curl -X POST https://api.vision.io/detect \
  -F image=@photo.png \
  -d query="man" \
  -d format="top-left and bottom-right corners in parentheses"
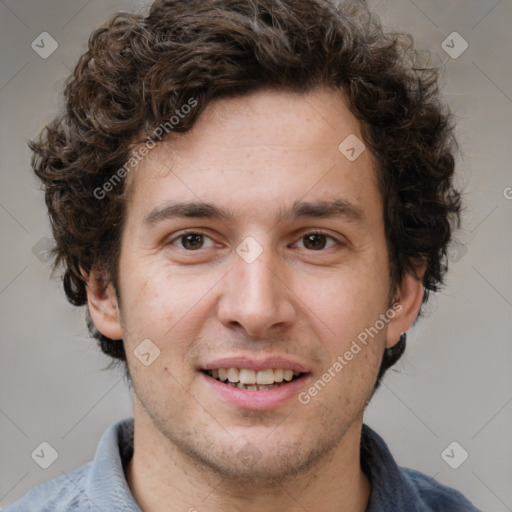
top-left (6, 0), bottom-right (481, 510)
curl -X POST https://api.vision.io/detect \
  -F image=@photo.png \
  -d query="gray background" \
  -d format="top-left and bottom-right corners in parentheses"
top-left (1, 0), bottom-right (511, 510)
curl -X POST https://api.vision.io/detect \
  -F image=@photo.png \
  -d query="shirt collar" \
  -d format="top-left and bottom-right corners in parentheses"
top-left (361, 423), bottom-right (421, 511)
top-left (86, 417), bottom-right (141, 511)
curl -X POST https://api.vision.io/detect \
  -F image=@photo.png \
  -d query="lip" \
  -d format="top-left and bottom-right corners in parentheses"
top-left (200, 356), bottom-right (310, 373)
top-left (200, 370), bottom-right (311, 411)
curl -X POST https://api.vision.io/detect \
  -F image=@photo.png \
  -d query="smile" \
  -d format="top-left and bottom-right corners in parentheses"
top-left (203, 367), bottom-right (303, 390)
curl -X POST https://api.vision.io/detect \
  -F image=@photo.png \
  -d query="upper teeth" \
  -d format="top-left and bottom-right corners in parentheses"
top-left (212, 368), bottom-right (299, 384)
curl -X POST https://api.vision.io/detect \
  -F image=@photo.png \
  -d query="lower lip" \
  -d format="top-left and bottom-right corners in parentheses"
top-left (200, 372), bottom-right (310, 411)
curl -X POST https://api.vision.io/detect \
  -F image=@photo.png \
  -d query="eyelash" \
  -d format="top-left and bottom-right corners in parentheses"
top-left (167, 229), bottom-right (343, 252)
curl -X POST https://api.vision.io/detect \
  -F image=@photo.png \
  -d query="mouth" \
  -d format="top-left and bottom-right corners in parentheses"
top-left (201, 367), bottom-right (306, 391)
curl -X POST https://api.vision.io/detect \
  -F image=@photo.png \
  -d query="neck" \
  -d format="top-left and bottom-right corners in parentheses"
top-left (125, 402), bottom-right (371, 512)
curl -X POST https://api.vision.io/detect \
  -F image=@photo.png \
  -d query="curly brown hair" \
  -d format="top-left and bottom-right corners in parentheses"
top-left (30, 0), bottom-right (461, 386)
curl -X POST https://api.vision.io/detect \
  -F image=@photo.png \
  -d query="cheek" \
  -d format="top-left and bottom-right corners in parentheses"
top-left (309, 265), bottom-right (388, 336)
top-left (119, 261), bottom-right (217, 355)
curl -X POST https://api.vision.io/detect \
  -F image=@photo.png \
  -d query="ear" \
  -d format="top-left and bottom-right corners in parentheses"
top-left (385, 265), bottom-right (426, 348)
top-left (81, 267), bottom-right (123, 340)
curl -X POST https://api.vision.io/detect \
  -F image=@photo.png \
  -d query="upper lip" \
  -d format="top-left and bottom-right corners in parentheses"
top-left (200, 356), bottom-right (310, 373)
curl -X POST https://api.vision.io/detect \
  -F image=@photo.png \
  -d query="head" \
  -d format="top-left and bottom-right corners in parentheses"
top-left (31, 0), bottom-right (460, 481)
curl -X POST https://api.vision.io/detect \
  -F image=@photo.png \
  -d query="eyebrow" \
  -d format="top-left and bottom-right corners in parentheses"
top-left (143, 198), bottom-right (364, 227)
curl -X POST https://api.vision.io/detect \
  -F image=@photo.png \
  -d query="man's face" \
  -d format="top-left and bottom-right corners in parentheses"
top-left (105, 88), bottom-right (399, 479)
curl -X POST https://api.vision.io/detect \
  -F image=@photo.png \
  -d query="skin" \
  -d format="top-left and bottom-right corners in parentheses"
top-left (86, 87), bottom-right (425, 512)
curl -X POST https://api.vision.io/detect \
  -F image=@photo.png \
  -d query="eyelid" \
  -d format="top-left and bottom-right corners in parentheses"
top-left (166, 228), bottom-right (345, 251)
top-left (167, 229), bottom-right (217, 249)
top-left (291, 229), bottom-right (343, 249)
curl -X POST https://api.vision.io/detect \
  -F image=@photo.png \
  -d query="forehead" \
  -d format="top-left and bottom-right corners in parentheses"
top-left (123, 87), bottom-right (381, 225)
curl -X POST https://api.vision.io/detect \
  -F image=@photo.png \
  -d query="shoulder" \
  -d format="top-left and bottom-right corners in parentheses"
top-left (3, 463), bottom-right (93, 512)
top-left (3, 418), bottom-right (137, 512)
top-left (400, 467), bottom-right (483, 511)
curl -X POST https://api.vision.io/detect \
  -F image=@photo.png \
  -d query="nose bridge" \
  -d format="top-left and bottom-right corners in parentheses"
top-left (218, 238), bottom-right (295, 335)
top-left (237, 250), bottom-right (277, 304)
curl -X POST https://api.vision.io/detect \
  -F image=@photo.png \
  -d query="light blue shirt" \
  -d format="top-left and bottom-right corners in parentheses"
top-left (4, 418), bottom-right (482, 511)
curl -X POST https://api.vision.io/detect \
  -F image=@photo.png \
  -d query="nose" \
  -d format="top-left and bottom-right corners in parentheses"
top-left (217, 244), bottom-right (296, 338)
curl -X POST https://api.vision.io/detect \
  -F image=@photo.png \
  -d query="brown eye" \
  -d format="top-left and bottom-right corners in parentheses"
top-left (181, 233), bottom-right (204, 250)
top-left (170, 232), bottom-right (215, 251)
top-left (303, 233), bottom-right (327, 250)
top-left (297, 232), bottom-right (338, 251)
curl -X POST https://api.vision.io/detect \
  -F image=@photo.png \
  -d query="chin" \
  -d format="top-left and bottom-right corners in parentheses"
top-left (174, 422), bottom-right (344, 484)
